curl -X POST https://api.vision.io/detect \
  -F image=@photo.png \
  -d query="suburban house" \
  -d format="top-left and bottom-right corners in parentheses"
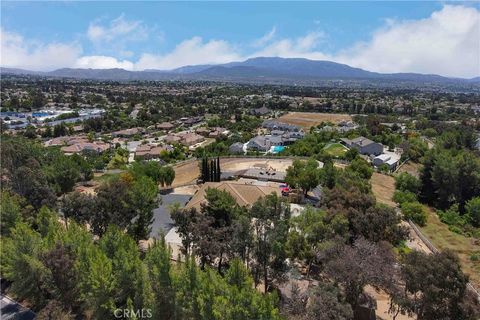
top-left (180, 116), bottom-right (203, 126)
top-left (262, 120), bottom-right (301, 132)
top-left (185, 181), bottom-right (281, 210)
top-left (337, 120), bottom-right (359, 133)
top-left (61, 141), bottom-right (110, 155)
top-left (157, 122), bottom-right (175, 131)
top-left (179, 132), bottom-right (205, 146)
top-left (196, 127), bottom-right (229, 138)
top-left (229, 142), bottom-right (245, 154)
top-left (111, 127), bottom-right (143, 138)
top-left (164, 134), bottom-right (182, 144)
top-left (252, 106), bottom-right (272, 117)
top-left (135, 144), bottom-right (173, 160)
top-left (372, 153), bottom-right (401, 170)
top-left (340, 136), bottom-right (383, 155)
top-left (247, 131), bottom-right (304, 152)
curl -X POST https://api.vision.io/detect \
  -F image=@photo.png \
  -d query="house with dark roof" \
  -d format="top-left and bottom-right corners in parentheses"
top-left (252, 106), bottom-right (272, 116)
top-left (229, 142), bottom-right (245, 154)
top-left (262, 120), bottom-right (301, 132)
top-left (340, 136), bottom-right (383, 155)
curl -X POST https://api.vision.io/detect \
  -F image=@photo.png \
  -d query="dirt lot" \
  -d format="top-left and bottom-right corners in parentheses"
top-left (278, 112), bottom-right (352, 129)
top-left (172, 157), bottom-right (294, 187)
top-left (371, 172), bottom-right (396, 207)
top-left (172, 159), bottom-right (201, 187)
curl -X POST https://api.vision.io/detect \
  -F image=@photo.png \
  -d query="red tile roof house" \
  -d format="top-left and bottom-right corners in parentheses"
top-left (179, 132), bottom-right (205, 146)
top-left (134, 144), bottom-right (173, 160)
top-left (164, 134), bottom-right (182, 144)
top-left (157, 122), bottom-right (175, 131)
top-left (111, 127), bottom-right (144, 138)
top-left (61, 142), bottom-right (110, 155)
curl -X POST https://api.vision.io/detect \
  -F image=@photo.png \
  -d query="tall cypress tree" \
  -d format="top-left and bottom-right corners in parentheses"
top-left (216, 157), bottom-right (221, 182)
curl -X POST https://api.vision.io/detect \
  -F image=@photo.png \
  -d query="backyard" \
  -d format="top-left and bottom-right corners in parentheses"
top-left (323, 142), bottom-right (348, 157)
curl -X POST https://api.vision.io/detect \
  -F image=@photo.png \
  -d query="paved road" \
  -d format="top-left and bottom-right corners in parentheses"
top-left (0, 295), bottom-right (35, 320)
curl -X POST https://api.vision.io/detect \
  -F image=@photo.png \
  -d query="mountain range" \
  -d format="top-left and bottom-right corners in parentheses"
top-left (2, 57), bottom-right (479, 84)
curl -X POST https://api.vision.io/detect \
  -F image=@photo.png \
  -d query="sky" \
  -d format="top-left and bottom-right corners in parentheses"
top-left (1, 1), bottom-right (479, 78)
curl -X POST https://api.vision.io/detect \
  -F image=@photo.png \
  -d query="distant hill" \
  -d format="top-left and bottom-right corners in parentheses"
top-left (2, 57), bottom-right (478, 84)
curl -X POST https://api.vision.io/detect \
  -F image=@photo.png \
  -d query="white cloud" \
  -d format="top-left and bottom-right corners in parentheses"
top-left (1, 5), bottom-right (478, 77)
top-left (253, 26), bottom-right (276, 47)
top-left (0, 28), bottom-right (81, 71)
top-left (251, 31), bottom-right (329, 60)
top-left (134, 36), bottom-right (242, 70)
top-left (335, 5), bottom-right (480, 78)
top-left (87, 14), bottom-right (148, 43)
top-left (74, 56), bottom-right (134, 70)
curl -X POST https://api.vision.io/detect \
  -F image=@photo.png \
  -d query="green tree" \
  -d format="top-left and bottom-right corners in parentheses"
top-left (466, 197), bottom-right (480, 228)
top-left (1, 223), bottom-right (48, 307)
top-left (400, 250), bottom-right (475, 320)
top-left (128, 175), bottom-right (160, 241)
top-left (0, 191), bottom-right (23, 236)
top-left (286, 159), bottom-right (321, 195)
top-left (145, 238), bottom-right (175, 319)
top-left (401, 201), bottom-right (427, 226)
top-left (395, 172), bottom-right (420, 194)
top-left (347, 157), bottom-right (373, 180)
top-left (250, 193), bottom-right (290, 293)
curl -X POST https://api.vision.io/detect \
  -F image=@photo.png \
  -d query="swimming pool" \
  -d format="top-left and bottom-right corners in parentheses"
top-left (272, 146), bottom-right (286, 153)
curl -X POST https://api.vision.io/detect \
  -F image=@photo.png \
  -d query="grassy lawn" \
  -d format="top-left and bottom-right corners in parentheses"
top-left (420, 206), bottom-right (480, 288)
top-left (323, 143), bottom-right (348, 157)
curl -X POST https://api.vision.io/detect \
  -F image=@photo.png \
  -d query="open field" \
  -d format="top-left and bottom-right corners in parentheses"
top-left (323, 143), bottom-right (348, 157)
top-left (371, 172), bottom-right (396, 207)
top-left (172, 157), bottom-right (294, 187)
top-left (420, 207), bottom-right (480, 289)
top-left (278, 112), bottom-right (352, 129)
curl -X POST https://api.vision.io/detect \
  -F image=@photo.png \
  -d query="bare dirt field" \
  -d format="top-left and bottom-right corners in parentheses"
top-left (365, 286), bottom-right (415, 320)
top-left (278, 112), bottom-right (352, 129)
top-left (172, 159), bottom-right (200, 187)
top-left (371, 172), bottom-right (396, 207)
top-left (172, 157), bottom-right (294, 187)
top-left (222, 158), bottom-right (293, 172)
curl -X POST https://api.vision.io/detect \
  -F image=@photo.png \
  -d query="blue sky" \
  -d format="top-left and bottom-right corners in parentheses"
top-left (1, 1), bottom-right (479, 77)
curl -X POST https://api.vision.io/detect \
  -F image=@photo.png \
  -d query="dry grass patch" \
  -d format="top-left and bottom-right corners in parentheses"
top-left (397, 161), bottom-right (422, 178)
top-left (420, 207), bottom-right (480, 289)
top-left (172, 159), bottom-right (200, 187)
top-left (371, 172), bottom-right (396, 207)
top-left (278, 112), bottom-right (352, 129)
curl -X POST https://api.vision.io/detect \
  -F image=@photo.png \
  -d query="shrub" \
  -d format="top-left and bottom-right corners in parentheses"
top-left (393, 190), bottom-right (417, 205)
top-left (438, 204), bottom-right (466, 227)
top-left (395, 172), bottom-right (420, 194)
top-left (466, 197), bottom-right (480, 228)
top-left (401, 202), bottom-right (427, 226)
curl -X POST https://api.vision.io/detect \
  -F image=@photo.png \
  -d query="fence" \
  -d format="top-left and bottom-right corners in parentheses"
top-left (408, 220), bottom-right (480, 300)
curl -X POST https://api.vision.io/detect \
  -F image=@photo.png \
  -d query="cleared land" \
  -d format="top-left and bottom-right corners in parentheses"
top-left (323, 143), bottom-right (348, 157)
top-left (371, 172), bottom-right (396, 207)
top-left (278, 112), bottom-right (352, 129)
top-left (420, 207), bottom-right (480, 289)
top-left (172, 157), bottom-right (294, 187)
